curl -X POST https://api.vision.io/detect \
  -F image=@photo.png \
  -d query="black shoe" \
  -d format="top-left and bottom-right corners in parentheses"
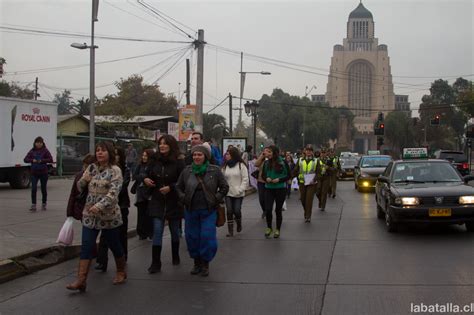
top-left (94, 263), bottom-right (107, 272)
top-left (190, 258), bottom-right (201, 275)
top-left (320, 208), bottom-right (325, 212)
top-left (332, 194), bottom-right (336, 199)
top-left (200, 261), bottom-right (209, 277)
top-left (148, 246), bottom-right (162, 274)
top-left (171, 242), bottom-right (180, 265)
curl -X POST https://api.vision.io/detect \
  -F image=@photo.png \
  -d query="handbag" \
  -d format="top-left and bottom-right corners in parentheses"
top-left (250, 169), bottom-right (259, 179)
top-left (196, 176), bottom-right (226, 227)
top-left (57, 217), bottom-right (74, 245)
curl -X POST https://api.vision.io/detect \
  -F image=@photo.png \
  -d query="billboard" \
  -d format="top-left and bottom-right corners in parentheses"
top-left (178, 104), bottom-right (196, 141)
top-left (168, 122), bottom-right (179, 140)
top-left (222, 137), bottom-right (247, 156)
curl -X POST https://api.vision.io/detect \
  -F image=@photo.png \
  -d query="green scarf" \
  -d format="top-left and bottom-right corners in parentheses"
top-left (192, 160), bottom-right (209, 177)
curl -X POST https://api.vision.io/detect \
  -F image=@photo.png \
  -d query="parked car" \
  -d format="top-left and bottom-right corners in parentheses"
top-left (375, 157), bottom-right (474, 233)
top-left (58, 145), bottom-right (83, 175)
top-left (433, 150), bottom-right (470, 176)
top-left (354, 155), bottom-right (392, 192)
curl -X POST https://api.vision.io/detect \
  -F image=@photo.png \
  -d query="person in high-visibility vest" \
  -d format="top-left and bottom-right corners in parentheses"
top-left (291, 146), bottom-right (317, 222)
top-left (328, 149), bottom-right (342, 199)
top-left (315, 148), bottom-right (331, 211)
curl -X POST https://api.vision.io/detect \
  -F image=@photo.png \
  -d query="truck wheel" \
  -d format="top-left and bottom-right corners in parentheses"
top-left (10, 168), bottom-right (31, 189)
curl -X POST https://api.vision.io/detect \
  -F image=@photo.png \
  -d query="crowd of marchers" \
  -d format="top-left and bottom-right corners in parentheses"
top-left (21, 133), bottom-right (341, 293)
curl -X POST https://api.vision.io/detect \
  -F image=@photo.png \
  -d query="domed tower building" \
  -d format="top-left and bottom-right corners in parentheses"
top-left (324, 1), bottom-right (395, 153)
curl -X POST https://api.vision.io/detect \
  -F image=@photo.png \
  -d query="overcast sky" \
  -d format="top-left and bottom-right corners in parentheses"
top-left (1, 0), bottom-right (472, 123)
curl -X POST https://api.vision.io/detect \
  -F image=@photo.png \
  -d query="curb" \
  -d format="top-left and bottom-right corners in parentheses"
top-left (0, 229), bottom-right (137, 285)
top-left (0, 191), bottom-right (255, 284)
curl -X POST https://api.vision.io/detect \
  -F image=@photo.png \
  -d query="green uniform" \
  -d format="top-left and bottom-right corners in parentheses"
top-left (292, 157), bottom-right (317, 220)
top-left (328, 156), bottom-right (341, 198)
top-left (315, 157), bottom-right (331, 210)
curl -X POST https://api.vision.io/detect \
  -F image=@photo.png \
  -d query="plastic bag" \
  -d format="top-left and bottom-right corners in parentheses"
top-left (57, 217), bottom-right (74, 245)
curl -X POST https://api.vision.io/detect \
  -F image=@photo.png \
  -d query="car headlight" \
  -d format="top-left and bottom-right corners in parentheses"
top-left (459, 196), bottom-right (474, 204)
top-left (395, 197), bottom-right (420, 206)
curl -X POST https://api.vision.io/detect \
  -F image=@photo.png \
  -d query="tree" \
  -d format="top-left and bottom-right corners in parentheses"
top-left (203, 113), bottom-right (229, 146)
top-left (0, 80), bottom-right (35, 99)
top-left (71, 97), bottom-right (90, 115)
top-left (257, 88), bottom-right (345, 152)
top-left (457, 81), bottom-right (474, 117)
top-left (53, 89), bottom-right (73, 115)
top-left (384, 112), bottom-right (415, 157)
top-left (97, 75), bottom-right (178, 117)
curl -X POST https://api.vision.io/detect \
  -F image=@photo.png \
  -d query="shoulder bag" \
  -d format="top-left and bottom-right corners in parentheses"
top-left (196, 176), bottom-right (226, 227)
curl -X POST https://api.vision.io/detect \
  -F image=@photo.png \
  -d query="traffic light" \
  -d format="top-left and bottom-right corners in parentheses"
top-left (374, 123), bottom-right (385, 136)
top-left (377, 137), bottom-right (384, 146)
top-left (430, 114), bottom-right (440, 126)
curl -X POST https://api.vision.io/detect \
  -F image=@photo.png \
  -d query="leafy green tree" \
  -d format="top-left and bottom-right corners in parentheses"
top-left (71, 97), bottom-right (90, 115)
top-left (203, 113), bottom-right (229, 145)
top-left (384, 112), bottom-right (415, 157)
top-left (0, 80), bottom-right (35, 99)
top-left (53, 89), bottom-right (73, 115)
top-left (97, 75), bottom-right (178, 117)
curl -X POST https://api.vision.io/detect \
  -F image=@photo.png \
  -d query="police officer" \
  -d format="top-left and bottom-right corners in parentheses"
top-left (292, 146), bottom-right (317, 222)
top-left (315, 148), bottom-right (331, 211)
top-left (328, 149), bottom-right (341, 199)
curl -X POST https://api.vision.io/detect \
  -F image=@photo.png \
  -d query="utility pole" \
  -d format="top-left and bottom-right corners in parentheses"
top-left (195, 29), bottom-right (205, 132)
top-left (186, 59), bottom-right (191, 105)
top-left (34, 77), bottom-right (39, 100)
top-left (229, 93), bottom-right (233, 136)
top-left (239, 52), bottom-right (243, 123)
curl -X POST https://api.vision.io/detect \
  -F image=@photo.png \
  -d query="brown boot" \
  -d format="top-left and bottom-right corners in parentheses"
top-left (66, 259), bottom-right (91, 292)
top-left (112, 256), bottom-right (127, 285)
top-left (226, 221), bottom-right (234, 237)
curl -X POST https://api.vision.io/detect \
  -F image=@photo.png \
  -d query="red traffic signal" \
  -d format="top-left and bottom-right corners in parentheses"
top-left (379, 123), bottom-right (385, 129)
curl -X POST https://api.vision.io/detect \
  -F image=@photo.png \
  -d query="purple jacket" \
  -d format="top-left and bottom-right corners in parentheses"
top-left (24, 147), bottom-right (53, 175)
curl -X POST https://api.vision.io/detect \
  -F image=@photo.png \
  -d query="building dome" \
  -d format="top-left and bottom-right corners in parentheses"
top-left (349, 3), bottom-right (373, 19)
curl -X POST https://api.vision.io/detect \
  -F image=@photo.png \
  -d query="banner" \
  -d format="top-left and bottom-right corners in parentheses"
top-left (179, 104), bottom-right (196, 141)
top-left (168, 122), bottom-right (179, 140)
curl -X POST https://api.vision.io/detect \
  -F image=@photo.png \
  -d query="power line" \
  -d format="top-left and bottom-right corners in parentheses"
top-left (0, 25), bottom-right (193, 44)
top-left (4, 46), bottom-right (191, 76)
top-left (150, 47), bottom-right (192, 84)
top-left (206, 95), bottom-right (230, 114)
top-left (136, 0), bottom-right (196, 40)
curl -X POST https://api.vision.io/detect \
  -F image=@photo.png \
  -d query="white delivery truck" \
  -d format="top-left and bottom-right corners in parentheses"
top-left (0, 96), bottom-right (57, 188)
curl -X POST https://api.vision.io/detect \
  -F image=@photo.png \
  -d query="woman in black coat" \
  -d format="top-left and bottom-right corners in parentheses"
top-left (144, 135), bottom-right (185, 273)
top-left (133, 149), bottom-right (155, 240)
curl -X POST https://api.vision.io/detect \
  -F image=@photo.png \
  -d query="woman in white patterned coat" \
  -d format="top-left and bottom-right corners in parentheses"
top-left (66, 141), bottom-right (126, 292)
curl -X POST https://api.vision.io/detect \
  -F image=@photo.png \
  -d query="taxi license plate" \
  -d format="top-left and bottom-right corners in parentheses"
top-left (346, 171), bottom-right (353, 175)
top-left (429, 208), bottom-right (452, 217)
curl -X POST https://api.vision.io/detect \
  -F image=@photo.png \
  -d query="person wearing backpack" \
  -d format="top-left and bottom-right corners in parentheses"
top-left (222, 147), bottom-right (249, 237)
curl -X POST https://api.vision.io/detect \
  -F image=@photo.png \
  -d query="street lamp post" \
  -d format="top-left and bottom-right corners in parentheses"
top-left (244, 100), bottom-right (259, 155)
top-left (71, 0), bottom-right (99, 154)
top-left (239, 70), bottom-right (271, 122)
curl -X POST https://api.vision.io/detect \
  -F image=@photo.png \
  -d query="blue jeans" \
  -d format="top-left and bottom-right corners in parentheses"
top-left (185, 209), bottom-right (217, 262)
top-left (80, 226), bottom-right (124, 260)
top-left (152, 218), bottom-right (180, 246)
top-left (225, 196), bottom-right (243, 222)
top-left (31, 173), bottom-right (48, 204)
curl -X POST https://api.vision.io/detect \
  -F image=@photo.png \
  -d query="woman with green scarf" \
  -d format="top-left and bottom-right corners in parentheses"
top-left (176, 143), bottom-right (229, 277)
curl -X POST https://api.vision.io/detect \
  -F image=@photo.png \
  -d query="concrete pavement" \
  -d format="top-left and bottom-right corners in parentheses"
top-left (0, 181), bottom-right (473, 314)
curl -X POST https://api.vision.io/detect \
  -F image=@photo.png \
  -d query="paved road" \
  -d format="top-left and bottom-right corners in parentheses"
top-left (0, 181), bottom-right (473, 315)
top-left (0, 179), bottom-right (137, 260)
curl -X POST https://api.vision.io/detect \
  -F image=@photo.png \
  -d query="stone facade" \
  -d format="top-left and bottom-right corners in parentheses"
top-left (325, 2), bottom-right (395, 152)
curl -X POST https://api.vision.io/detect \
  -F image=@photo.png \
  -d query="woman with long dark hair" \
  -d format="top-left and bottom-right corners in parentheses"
top-left (95, 145), bottom-right (130, 272)
top-left (222, 147), bottom-right (249, 237)
top-left (176, 143), bottom-right (229, 277)
top-left (23, 136), bottom-right (53, 211)
top-left (133, 149), bottom-right (155, 240)
top-left (67, 141), bottom-right (126, 292)
top-left (262, 145), bottom-right (290, 239)
top-left (144, 135), bottom-right (185, 273)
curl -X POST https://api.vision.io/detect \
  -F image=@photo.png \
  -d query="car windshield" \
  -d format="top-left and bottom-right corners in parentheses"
top-left (361, 157), bottom-right (391, 168)
top-left (341, 158), bottom-right (358, 166)
top-left (392, 162), bottom-right (462, 183)
top-left (439, 152), bottom-right (467, 163)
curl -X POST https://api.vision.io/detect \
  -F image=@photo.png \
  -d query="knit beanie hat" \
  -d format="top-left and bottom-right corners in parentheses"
top-left (191, 143), bottom-right (211, 160)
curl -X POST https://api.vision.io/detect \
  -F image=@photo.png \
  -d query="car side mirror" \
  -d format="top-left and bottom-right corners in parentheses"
top-left (463, 175), bottom-right (474, 183)
top-left (378, 175), bottom-right (389, 184)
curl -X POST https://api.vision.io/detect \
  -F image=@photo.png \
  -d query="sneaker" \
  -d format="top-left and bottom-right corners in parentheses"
top-left (29, 204), bottom-right (36, 212)
top-left (273, 229), bottom-right (280, 238)
top-left (264, 228), bottom-right (273, 239)
top-left (41, 203), bottom-right (47, 211)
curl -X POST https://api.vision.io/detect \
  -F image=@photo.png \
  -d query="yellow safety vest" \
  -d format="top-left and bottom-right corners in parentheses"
top-left (298, 158), bottom-right (316, 183)
top-left (317, 158), bottom-right (328, 176)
